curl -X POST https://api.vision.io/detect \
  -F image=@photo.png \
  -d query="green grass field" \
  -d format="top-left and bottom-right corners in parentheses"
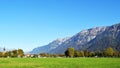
top-left (0, 58), bottom-right (119, 68)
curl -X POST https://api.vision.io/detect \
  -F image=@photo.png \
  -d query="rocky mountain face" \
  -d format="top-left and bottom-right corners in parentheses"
top-left (31, 23), bottom-right (120, 54)
top-left (49, 27), bottom-right (106, 54)
top-left (30, 37), bottom-right (69, 54)
top-left (86, 23), bottom-right (120, 52)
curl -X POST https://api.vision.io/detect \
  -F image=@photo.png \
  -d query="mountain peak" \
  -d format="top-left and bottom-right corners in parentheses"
top-left (56, 37), bottom-right (69, 42)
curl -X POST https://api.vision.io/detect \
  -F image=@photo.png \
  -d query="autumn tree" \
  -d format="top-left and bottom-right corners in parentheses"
top-left (105, 47), bottom-right (114, 57)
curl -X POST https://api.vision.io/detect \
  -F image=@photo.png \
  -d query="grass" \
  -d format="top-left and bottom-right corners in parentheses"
top-left (0, 58), bottom-right (119, 68)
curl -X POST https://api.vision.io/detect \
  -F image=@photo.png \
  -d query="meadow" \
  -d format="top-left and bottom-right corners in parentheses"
top-left (0, 58), bottom-right (119, 68)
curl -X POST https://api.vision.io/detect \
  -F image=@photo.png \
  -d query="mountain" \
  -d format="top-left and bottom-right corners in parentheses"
top-left (30, 37), bottom-right (69, 54)
top-left (31, 23), bottom-right (120, 54)
top-left (85, 23), bottom-right (120, 52)
top-left (49, 27), bottom-right (106, 54)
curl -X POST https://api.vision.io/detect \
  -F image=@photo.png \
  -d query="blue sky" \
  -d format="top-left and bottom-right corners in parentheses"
top-left (0, 0), bottom-right (120, 52)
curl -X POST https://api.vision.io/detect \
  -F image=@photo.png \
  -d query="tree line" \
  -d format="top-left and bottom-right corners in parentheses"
top-left (64, 47), bottom-right (120, 57)
top-left (0, 49), bottom-right (24, 58)
top-left (38, 47), bottom-right (120, 58)
top-left (0, 47), bottom-right (120, 58)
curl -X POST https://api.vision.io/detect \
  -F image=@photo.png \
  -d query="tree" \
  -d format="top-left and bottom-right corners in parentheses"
top-left (105, 47), bottom-right (114, 57)
top-left (113, 51), bottom-right (119, 57)
top-left (96, 51), bottom-right (104, 57)
top-left (79, 51), bottom-right (84, 57)
top-left (118, 52), bottom-right (120, 57)
top-left (17, 49), bottom-right (24, 57)
top-left (7, 51), bottom-right (12, 57)
top-left (88, 52), bottom-right (95, 57)
top-left (0, 52), bottom-right (3, 57)
top-left (11, 50), bottom-right (18, 57)
top-left (74, 50), bottom-right (80, 57)
top-left (40, 53), bottom-right (47, 57)
top-left (65, 50), bottom-right (69, 57)
top-left (3, 52), bottom-right (9, 58)
top-left (65, 47), bottom-right (74, 57)
top-left (84, 50), bottom-right (89, 57)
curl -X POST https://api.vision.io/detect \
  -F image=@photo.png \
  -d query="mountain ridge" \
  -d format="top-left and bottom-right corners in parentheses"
top-left (49, 27), bottom-right (106, 54)
top-left (31, 23), bottom-right (120, 54)
top-left (30, 37), bottom-right (70, 54)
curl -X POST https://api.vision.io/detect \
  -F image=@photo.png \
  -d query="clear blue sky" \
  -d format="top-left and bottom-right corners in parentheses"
top-left (0, 0), bottom-right (120, 52)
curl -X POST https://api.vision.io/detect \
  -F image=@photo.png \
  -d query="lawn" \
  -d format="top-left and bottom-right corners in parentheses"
top-left (0, 58), bottom-right (119, 68)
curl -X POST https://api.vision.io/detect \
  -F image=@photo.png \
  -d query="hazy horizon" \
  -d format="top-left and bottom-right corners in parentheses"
top-left (0, 0), bottom-right (120, 52)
